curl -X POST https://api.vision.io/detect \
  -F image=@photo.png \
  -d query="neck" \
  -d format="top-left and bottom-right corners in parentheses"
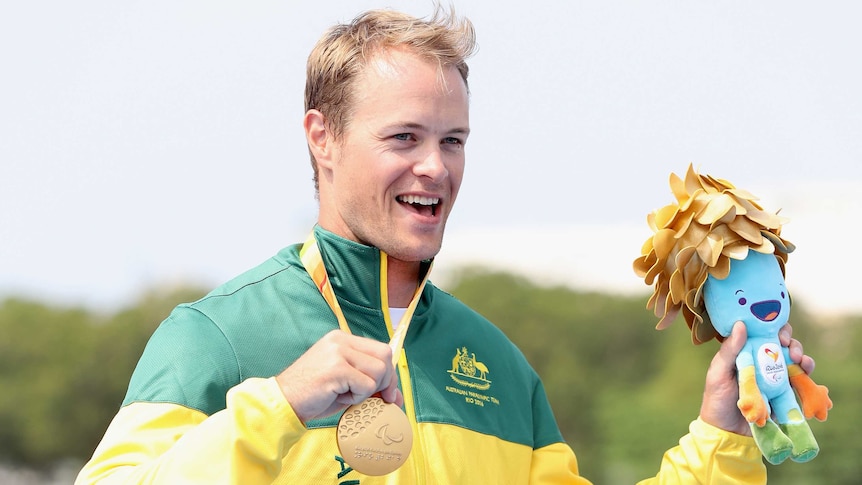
top-left (386, 257), bottom-right (421, 307)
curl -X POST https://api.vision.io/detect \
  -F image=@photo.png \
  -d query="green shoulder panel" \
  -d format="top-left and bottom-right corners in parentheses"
top-left (123, 249), bottom-right (339, 415)
top-left (122, 306), bottom-right (239, 414)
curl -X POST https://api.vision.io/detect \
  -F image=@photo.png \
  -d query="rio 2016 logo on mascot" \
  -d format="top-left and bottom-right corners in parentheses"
top-left (633, 164), bottom-right (832, 465)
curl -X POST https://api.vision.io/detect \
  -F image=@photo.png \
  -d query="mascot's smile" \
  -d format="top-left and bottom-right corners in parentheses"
top-left (751, 300), bottom-right (781, 322)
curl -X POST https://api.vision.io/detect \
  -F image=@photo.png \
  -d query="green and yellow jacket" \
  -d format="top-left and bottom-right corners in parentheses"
top-left (76, 227), bottom-right (766, 484)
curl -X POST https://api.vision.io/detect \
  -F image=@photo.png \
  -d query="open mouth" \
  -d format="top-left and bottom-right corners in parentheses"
top-left (397, 195), bottom-right (440, 217)
top-left (751, 300), bottom-right (781, 322)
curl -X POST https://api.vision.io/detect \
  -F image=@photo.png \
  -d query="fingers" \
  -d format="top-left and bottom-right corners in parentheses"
top-left (700, 321), bottom-right (752, 436)
top-left (342, 333), bottom-right (396, 386)
top-left (779, 324), bottom-right (802, 362)
top-left (379, 372), bottom-right (404, 407)
top-left (779, 323), bottom-right (816, 374)
top-left (778, 323), bottom-right (793, 346)
top-left (336, 339), bottom-right (398, 401)
top-left (800, 355), bottom-right (815, 374)
top-left (703, 321), bottom-right (745, 398)
top-left (716, 321), bottom-right (747, 372)
top-left (276, 330), bottom-right (402, 423)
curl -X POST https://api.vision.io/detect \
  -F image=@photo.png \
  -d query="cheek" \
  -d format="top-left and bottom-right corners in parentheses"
top-left (350, 164), bottom-right (402, 204)
top-left (447, 159), bottom-right (466, 189)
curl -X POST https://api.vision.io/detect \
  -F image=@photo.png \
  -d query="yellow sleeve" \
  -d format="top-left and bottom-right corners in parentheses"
top-left (530, 442), bottom-right (594, 484)
top-left (75, 377), bottom-right (305, 484)
top-left (638, 418), bottom-right (766, 485)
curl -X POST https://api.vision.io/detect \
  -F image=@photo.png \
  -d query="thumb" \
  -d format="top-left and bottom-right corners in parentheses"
top-left (718, 321), bottom-right (747, 370)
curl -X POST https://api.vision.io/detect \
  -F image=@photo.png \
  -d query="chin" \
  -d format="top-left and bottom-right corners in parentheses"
top-left (387, 239), bottom-right (443, 262)
top-left (392, 248), bottom-right (440, 263)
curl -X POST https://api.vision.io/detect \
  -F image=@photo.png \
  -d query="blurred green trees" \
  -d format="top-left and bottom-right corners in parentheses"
top-left (0, 270), bottom-right (857, 483)
top-left (0, 287), bottom-right (207, 469)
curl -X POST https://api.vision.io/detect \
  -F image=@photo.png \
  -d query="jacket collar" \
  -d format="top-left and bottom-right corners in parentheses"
top-left (312, 225), bottom-right (386, 311)
top-left (309, 226), bottom-right (434, 307)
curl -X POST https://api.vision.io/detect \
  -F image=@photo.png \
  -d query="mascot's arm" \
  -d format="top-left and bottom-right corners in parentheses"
top-left (736, 366), bottom-right (768, 427)
top-left (787, 364), bottom-right (832, 421)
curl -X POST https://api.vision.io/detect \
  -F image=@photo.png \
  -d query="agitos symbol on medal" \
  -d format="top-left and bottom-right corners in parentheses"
top-left (448, 346), bottom-right (491, 390)
top-left (336, 397), bottom-right (413, 476)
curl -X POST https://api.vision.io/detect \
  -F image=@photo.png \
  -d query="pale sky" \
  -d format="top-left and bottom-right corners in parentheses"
top-left (2, 1), bottom-right (861, 316)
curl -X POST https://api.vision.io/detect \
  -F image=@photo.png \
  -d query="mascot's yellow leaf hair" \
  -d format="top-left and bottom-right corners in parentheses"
top-left (633, 164), bottom-right (795, 344)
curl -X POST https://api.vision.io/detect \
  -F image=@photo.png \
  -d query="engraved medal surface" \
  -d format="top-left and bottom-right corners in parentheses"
top-left (336, 397), bottom-right (413, 476)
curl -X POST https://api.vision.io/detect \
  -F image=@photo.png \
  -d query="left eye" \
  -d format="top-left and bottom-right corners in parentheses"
top-left (394, 133), bottom-right (412, 141)
top-left (443, 137), bottom-right (462, 145)
top-left (738, 297), bottom-right (747, 306)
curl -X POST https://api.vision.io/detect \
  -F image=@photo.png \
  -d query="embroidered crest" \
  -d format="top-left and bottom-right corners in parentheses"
top-left (448, 346), bottom-right (491, 390)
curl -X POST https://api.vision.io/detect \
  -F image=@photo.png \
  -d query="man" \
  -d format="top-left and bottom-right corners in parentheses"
top-left (77, 7), bottom-right (814, 484)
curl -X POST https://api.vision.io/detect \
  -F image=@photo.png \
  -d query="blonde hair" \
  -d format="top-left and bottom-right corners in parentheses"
top-left (633, 164), bottom-right (795, 344)
top-left (304, 5), bottom-right (477, 191)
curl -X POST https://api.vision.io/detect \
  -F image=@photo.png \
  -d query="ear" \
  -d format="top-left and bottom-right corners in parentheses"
top-left (304, 109), bottom-right (336, 170)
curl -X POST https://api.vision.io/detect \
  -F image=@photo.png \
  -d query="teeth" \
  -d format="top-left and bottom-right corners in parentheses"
top-left (398, 195), bottom-right (439, 206)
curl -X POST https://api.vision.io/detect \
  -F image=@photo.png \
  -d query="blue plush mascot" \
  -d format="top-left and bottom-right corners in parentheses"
top-left (634, 165), bottom-right (832, 465)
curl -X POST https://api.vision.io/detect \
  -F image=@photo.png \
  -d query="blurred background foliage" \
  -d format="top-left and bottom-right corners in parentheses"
top-left (0, 269), bottom-right (858, 484)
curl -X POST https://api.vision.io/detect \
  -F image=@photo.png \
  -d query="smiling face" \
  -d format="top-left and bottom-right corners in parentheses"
top-left (309, 48), bottom-right (469, 263)
top-left (703, 250), bottom-right (791, 338)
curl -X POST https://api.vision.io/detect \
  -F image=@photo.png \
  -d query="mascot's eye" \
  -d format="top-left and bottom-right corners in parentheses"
top-left (738, 297), bottom-right (747, 306)
top-left (781, 291), bottom-right (786, 299)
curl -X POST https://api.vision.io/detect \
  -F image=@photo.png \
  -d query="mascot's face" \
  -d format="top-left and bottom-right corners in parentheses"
top-left (703, 250), bottom-right (790, 338)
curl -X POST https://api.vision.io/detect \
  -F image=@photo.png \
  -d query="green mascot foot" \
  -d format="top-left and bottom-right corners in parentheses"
top-left (780, 421), bottom-right (819, 463)
top-left (751, 421), bottom-right (793, 465)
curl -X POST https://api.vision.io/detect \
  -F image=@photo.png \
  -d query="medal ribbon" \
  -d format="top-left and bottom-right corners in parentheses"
top-left (299, 231), bottom-right (431, 366)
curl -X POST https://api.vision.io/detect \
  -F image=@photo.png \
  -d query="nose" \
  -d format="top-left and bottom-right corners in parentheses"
top-left (413, 146), bottom-right (448, 183)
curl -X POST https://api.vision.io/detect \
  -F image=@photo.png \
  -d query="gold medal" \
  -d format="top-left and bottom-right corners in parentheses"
top-left (336, 397), bottom-right (413, 476)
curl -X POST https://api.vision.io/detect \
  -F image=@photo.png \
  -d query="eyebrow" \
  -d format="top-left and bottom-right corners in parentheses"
top-left (387, 122), bottom-right (470, 136)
